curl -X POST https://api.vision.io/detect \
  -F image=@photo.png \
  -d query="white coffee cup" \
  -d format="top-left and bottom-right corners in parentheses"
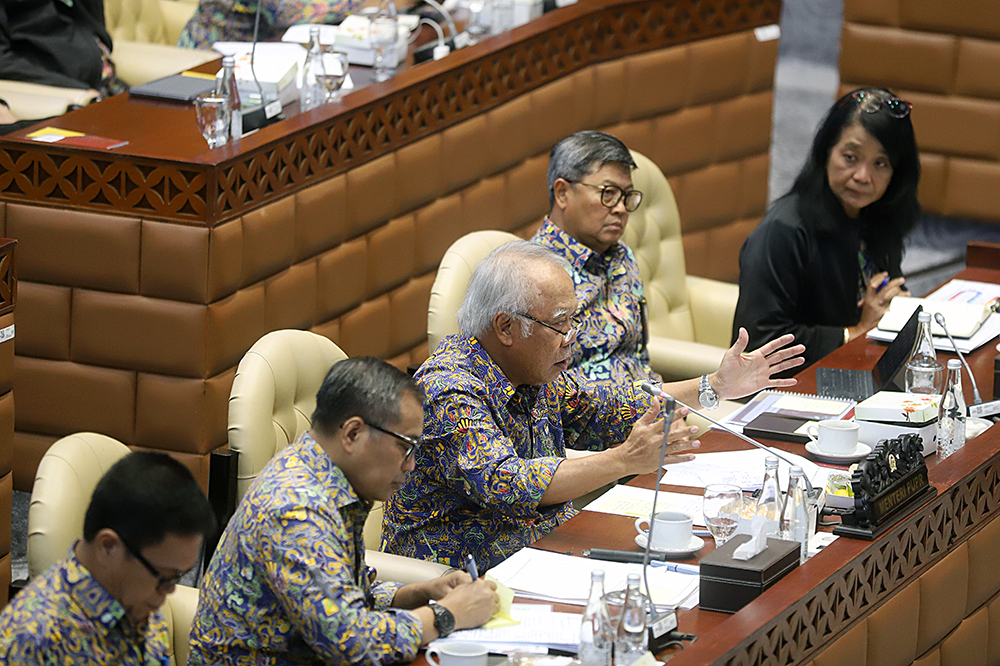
top-left (426, 642), bottom-right (488, 666)
top-left (807, 419), bottom-right (860, 455)
top-left (634, 510), bottom-right (694, 551)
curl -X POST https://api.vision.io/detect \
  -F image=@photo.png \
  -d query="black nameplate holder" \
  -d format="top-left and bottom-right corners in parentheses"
top-left (833, 433), bottom-right (937, 540)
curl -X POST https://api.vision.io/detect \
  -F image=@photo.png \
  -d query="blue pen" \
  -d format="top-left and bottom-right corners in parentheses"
top-left (877, 276), bottom-right (890, 292)
top-left (651, 561), bottom-right (699, 575)
top-left (465, 553), bottom-right (479, 581)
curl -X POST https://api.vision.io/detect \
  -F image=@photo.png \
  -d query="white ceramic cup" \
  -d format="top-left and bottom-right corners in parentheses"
top-left (807, 419), bottom-right (860, 455)
top-left (634, 510), bottom-right (694, 550)
top-left (426, 642), bottom-right (488, 666)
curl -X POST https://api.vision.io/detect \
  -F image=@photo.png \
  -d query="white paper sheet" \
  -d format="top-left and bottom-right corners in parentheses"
top-left (583, 485), bottom-right (706, 526)
top-left (658, 448), bottom-right (831, 492)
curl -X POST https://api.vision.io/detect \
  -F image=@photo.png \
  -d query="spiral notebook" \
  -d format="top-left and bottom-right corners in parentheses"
top-left (721, 390), bottom-right (855, 434)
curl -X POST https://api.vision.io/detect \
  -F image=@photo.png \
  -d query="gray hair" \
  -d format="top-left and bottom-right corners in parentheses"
top-left (457, 240), bottom-right (572, 338)
top-left (547, 131), bottom-right (637, 207)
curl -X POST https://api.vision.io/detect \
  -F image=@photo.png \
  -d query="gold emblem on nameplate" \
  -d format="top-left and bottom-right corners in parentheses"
top-left (888, 454), bottom-right (897, 473)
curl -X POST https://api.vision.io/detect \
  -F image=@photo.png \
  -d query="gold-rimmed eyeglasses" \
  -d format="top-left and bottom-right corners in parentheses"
top-left (569, 181), bottom-right (643, 212)
top-left (517, 312), bottom-right (580, 343)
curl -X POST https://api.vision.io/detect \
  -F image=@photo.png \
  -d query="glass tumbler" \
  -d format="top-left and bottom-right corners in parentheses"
top-left (194, 93), bottom-right (230, 149)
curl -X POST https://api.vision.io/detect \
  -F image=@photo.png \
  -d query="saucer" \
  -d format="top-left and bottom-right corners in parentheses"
top-left (634, 533), bottom-right (705, 558)
top-left (805, 441), bottom-right (872, 464)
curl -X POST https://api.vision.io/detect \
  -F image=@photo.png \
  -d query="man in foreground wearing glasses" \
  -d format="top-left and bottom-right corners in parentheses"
top-left (189, 357), bottom-right (498, 665)
top-left (383, 241), bottom-right (704, 570)
top-left (0, 452), bottom-right (216, 664)
top-left (534, 130), bottom-right (806, 408)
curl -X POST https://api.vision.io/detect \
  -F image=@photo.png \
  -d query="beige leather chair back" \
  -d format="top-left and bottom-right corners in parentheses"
top-left (426, 230), bottom-right (521, 353)
top-left (228, 329), bottom-right (348, 501)
top-left (27, 432), bottom-right (199, 666)
top-left (622, 150), bottom-right (699, 343)
top-left (104, 0), bottom-right (172, 44)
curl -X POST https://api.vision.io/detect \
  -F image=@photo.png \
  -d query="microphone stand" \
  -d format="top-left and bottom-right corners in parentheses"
top-left (638, 382), bottom-right (815, 495)
top-left (933, 312), bottom-right (983, 404)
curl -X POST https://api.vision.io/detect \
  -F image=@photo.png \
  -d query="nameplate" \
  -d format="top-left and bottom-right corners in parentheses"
top-left (0, 324), bottom-right (13, 343)
top-left (834, 432), bottom-right (937, 540)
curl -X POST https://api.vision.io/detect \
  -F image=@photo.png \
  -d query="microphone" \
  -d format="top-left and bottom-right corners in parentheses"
top-left (638, 381), bottom-right (815, 494)
top-left (933, 312), bottom-right (983, 404)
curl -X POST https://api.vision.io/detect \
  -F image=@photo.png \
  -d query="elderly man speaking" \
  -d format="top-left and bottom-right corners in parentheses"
top-left (382, 241), bottom-right (704, 569)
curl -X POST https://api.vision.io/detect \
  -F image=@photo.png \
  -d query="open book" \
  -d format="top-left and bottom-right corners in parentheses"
top-left (877, 296), bottom-right (991, 339)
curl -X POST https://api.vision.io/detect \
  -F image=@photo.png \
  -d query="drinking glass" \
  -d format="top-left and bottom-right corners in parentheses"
top-left (320, 49), bottom-right (349, 102)
top-left (703, 484), bottom-right (742, 549)
top-left (466, 0), bottom-right (492, 42)
top-left (370, 16), bottom-right (398, 83)
top-left (194, 94), bottom-right (230, 149)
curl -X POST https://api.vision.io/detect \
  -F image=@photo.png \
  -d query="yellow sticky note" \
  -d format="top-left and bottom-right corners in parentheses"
top-left (182, 70), bottom-right (218, 80)
top-left (480, 576), bottom-right (519, 630)
top-left (26, 127), bottom-right (85, 139)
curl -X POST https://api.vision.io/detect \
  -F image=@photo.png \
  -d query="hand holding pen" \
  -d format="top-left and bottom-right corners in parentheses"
top-left (465, 554), bottom-right (479, 581)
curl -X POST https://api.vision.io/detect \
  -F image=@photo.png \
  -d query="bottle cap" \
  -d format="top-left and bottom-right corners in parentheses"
top-left (947, 359), bottom-right (962, 369)
top-left (222, 56), bottom-right (235, 66)
top-left (918, 311), bottom-right (931, 321)
top-left (765, 455), bottom-right (778, 465)
top-left (790, 465), bottom-right (804, 475)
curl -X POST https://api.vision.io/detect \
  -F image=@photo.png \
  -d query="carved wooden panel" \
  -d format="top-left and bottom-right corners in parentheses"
top-left (701, 455), bottom-right (1000, 666)
top-left (0, 0), bottom-right (779, 225)
top-left (0, 239), bottom-right (16, 317)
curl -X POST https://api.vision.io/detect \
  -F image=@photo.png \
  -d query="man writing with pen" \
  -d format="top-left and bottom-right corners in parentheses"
top-left (189, 357), bottom-right (499, 665)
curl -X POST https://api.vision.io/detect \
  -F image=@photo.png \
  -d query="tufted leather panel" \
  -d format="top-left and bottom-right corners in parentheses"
top-left (840, 0), bottom-right (1000, 223)
top-left (10, 29), bottom-right (776, 488)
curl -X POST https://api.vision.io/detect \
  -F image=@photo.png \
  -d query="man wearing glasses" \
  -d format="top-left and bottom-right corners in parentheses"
top-left (0, 452), bottom-right (216, 664)
top-left (533, 130), bottom-right (806, 409)
top-left (189, 357), bottom-right (498, 665)
top-left (383, 241), bottom-right (703, 570)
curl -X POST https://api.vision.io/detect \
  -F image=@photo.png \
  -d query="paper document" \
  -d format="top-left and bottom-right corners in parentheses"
top-left (720, 390), bottom-right (854, 433)
top-left (488, 548), bottom-right (699, 610)
top-left (867, 279), bottom-right (1000, 353)
top-left (659, 448), bottom-right (832, 492)
top-left (878, 296), bottom-right (990, 338)
top-left (435, 607), bottom-right (580, 652)
top-left (584, 485), bottom-right (706, 526)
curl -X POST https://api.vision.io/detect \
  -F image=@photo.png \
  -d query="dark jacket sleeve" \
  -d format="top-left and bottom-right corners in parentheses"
top-left (732, 198), bottom-right (852, 370)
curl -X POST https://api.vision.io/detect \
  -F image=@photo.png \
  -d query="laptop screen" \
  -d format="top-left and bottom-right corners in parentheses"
top-left (874, 304), bottom-right (923, 391)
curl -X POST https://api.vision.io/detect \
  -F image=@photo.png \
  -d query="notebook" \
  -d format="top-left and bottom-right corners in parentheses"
top-left (129, 73), bottom-right (217, 102)
top-left (815, 305), bottom-right (923, 402)
top-left (878, 296), bottom-right (991, 339)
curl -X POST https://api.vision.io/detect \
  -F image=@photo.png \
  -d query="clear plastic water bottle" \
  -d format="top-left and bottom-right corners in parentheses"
top-left (300, 26), bottom-right (326, 111)
top-left (780, 466), bottom-right (810, 564)
top-left (755, 455), bottom-right (781, 535)
top-left (216, 56), bottom-right (242, 140)
top-left (937, 358), bottom-right (967, 459)
top-left (905, 311), bottom-right (944, 394)
top-left (492, 0), bottom-right (514, 33)
top-left (579, 570), bottom-right (613, 666)
top-left (614, 573), bottom-right (648, 666)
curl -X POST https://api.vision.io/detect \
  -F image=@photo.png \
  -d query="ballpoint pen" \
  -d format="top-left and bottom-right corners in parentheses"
top-left (465, 553), bottom-right (479, 581)
top-left (649, 561), bottom-right (700, 575)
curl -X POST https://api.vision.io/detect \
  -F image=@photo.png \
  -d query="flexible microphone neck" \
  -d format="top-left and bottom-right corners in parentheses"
top-left (639, 394), bottom-right (677, 634)
top-left (933, 313), bottom-right (983, 404)
top-left (638, 381), bottom-right (815, 495)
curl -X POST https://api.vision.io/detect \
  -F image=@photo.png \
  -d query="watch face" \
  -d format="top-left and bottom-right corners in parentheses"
top-left (700, 392), bottom-right (719, 409)
top-left (432, 602), bottom-right (455, 636)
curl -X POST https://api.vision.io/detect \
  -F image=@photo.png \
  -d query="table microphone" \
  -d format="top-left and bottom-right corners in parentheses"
top-left (933, 312), bottom-right (983, 404)
top-left (638, 381), bottom-right (815, 495)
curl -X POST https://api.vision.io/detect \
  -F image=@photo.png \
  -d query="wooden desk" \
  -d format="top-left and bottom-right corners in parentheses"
top-left (528, 245), bottom-right (1000, 666)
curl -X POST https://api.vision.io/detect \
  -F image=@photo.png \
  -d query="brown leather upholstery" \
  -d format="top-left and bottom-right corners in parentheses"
top-left (4, 26), bottom-right (776, 489)
top-left (840, 0), bottom-right (1000, 223)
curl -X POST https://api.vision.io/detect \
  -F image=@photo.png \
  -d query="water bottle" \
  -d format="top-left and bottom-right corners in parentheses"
top-left (492, 0), bottom-right (514, 33)
top-left (614, 573), bottom-right (648, 666)
top-left (300, 26), bottom-right (326, 111)
top-left (779, 466), bottom-right (809, 564)
top-left (755, 455), bottom-right (781, 535)
top-left (905, 311), bottom-right (944, 394)
top-left (579, 570), bottom-right (613, 666)
top-left (217, 56), bottom-right (242, 140)
top-left (937, 359), bottom-right (967, 459)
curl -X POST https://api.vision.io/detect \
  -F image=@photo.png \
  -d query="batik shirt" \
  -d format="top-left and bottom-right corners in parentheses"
top-left (0, 549), bottom-right (170, 665)
top-left (188, 432), bottom-right (419, 666)
top-left (381, 334), bottom-right (652, 569)
top-left (178, 0), bottom-right (363, 49)
top-left (533, 218), bottom-right (662, 385)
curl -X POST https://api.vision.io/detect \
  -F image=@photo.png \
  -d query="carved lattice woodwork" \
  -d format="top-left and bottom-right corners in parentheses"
top-left (0, 239), bottom-right (16, 317)
top-left (0, 0), bottom-right (779, 225)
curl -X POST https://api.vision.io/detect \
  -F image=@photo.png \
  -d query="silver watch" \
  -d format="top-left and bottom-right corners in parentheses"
top-left (698, 374), bottom-right (719, 410)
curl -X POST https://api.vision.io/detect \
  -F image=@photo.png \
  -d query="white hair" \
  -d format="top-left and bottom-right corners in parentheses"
top-left (456, 240), bottom-right (572, 338)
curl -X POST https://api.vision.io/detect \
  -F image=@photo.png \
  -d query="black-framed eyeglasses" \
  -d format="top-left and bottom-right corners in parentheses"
top-left (517, 312), bottom-right (580, 343)
top-left (365, 421), bottom-right (422, 459)
top-left (122, 538), bottom-right (190, 592)
top-left (569, 181), bottom-right (643, 212)
top-left (843, 90), bottom-right (912, 119)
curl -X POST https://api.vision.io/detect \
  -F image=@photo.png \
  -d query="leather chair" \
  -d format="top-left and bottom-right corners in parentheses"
top-left (27, 432), bottom-right (199, 666)
top-left (227, 329), bottom-right (449, 584)
top-left (621, 150), bottom-right (740, 382)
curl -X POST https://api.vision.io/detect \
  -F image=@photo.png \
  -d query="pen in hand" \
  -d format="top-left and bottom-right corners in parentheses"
top-left (465, 554), bottom-right (479, 581)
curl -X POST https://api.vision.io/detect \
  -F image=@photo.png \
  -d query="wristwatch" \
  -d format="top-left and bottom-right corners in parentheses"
top-left (698, 374), bottom-right (719, 410)
top-left (429, 600), bottom-right (455, 637)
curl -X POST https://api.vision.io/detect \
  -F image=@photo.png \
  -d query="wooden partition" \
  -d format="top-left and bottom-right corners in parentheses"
top-left (0, 0), bottom-right (780, 489)
top-left (0, 239), bottom-right (16, 608)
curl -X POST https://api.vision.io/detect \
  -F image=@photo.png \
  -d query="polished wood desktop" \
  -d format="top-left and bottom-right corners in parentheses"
top-left (480, 242), bottom-right (1000, 666)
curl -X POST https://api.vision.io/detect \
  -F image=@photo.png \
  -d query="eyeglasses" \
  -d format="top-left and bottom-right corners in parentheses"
top-left (366, 421), bottom-right (422, 459)
top-left (517, 312), bottom-right (580, 343)
top-left (843, 90), bottom-right (912, 119)
top-left (122, 538), bottom-right (190, 592)
top-left (570, 181), bottom-right (644, 212)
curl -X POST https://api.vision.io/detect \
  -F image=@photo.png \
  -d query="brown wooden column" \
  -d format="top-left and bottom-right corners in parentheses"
top-left (0, 238), bottom-right (17, 608)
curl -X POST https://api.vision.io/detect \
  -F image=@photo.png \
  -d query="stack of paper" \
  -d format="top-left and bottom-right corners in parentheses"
top-left (658, 448), bottom-right (832, 492)
top-left (583, 486), bottom-right (706, 526)
top-left (487, 548), bottom-right (699, 610)
top-left (721, 390), bottom-right (854, 433)
top-left (434, 605), bottom-right (580, 653)
top-left (878, 296), bottom-right (991, 339)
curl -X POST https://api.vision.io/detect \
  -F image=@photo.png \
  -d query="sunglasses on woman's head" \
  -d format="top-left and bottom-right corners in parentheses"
top-left (842, 90), bottom-right (912, 119)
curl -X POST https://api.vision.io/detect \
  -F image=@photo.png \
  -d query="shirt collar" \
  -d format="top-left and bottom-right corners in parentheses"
top-left (297, 431), bottom-right (369, 514)
top-left (536, 217), bottom-right (625, 274)
top-left (62, 545), bottom-right (130, 639)
top-left (462, 336), bottom-right (519, 412)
